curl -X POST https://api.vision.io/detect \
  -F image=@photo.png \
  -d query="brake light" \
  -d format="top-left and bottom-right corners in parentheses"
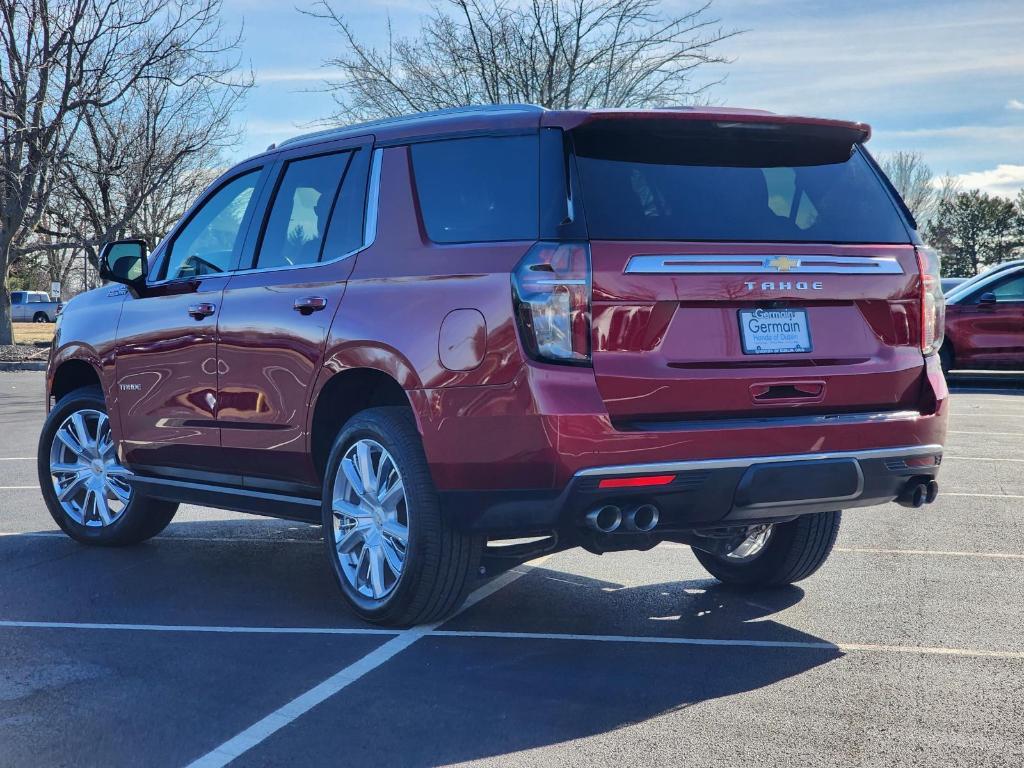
top-left (512, 242), bottom-right (591, 365)
top-left (916, 247), bottom-right (945, 355)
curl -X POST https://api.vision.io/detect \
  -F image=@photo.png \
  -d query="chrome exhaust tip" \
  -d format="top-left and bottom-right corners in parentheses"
top-left (897, 479), bottom-right (932, 508)
top-left (925, 479), bottom-right (939, 504)
top-left (585, 505), bottom-right (622, 533)
top-left (623, 504), bottom-right (659, 532)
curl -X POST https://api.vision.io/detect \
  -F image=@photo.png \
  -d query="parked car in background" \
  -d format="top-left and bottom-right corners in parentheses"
top-left (941, 259), bottom-right (1024, 372)
top-left (941, 277), bottom-right (967, 294)
top-left (11, 290), bottom-right (61, 322)
top-left (38, 105), bottom-right (947, 627)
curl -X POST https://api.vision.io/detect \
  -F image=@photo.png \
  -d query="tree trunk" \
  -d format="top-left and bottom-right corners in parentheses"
top-left (0, 230), bottom-right (14, 346)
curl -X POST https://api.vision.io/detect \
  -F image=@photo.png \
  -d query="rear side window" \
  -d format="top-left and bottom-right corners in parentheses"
top-left (257, 152), bottom-right (352, 269)
top-left (991, 274), bottom-right (1024, 302)
top-left (11, 292), bottom-right (24, 304)
top-left (572, 123), bottom-right (909, 243)
top-left (411, 136), bottom-right (538, 243)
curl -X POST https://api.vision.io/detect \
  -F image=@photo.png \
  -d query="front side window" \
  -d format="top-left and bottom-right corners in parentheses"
top-left (991, 274), bottom-right (1024, 302)
top-left (411, 136), bottom-right (539, 243)
top-left (256, 152), bottom-right (353, 269)
top-left (162, 170), bottom-right (260, 280)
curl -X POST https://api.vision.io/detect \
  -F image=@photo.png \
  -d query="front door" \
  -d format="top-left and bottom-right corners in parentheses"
top-left (114, 167), bottom-right (266, 471)
top-left (956, 272), bottom-right (1024, 368)
top-left (216, 142), bottom-right (373, 486)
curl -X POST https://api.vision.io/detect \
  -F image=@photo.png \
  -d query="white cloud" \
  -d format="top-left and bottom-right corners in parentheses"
top-left (254, 68), bottom-right (345, 84)
top-left (1008, 99), bottom-right (1024, 111)
top-left (949, 164), bottom-right (1024, 198)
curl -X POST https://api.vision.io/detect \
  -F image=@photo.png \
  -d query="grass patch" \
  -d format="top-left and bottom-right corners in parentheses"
top-left (13, 322), bottom-right (55, 344)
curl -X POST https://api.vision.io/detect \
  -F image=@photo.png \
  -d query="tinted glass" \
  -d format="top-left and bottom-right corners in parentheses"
top-left (574, 132), bottom-right (909, 243)
top-left (164, 171), bottom-right (259, 280)
top-left (11, 293), bottom-right (24, 304)
top-left (257, 152), bottom-right (351, 269)
top-left (992, 273), bottom-right (1024, 301)
top-left (411, 136), bottom-right (538, 243)
top-left (321, 148), bottom-right (371, 261)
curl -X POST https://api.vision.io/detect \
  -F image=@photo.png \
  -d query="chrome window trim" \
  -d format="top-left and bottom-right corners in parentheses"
top-left (224, 148), bottom-right (383, 278)
top-left (624, 254), bottom-right (904, 275)
top-left (574, 444), bottom-right (943, 478)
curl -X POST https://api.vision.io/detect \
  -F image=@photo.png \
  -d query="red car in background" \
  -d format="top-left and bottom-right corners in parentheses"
top-left (941, 260), bottom-right (1024, 372)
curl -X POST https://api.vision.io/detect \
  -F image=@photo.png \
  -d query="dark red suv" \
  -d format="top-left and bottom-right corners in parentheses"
top-left (38, 105), bottom-right (948, 626)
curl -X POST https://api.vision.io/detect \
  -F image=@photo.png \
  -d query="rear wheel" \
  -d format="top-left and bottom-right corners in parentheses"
top-left (33, 311), bottom-right (49, 323)
top-left (37, 386), bottom-right (178, 545)
top-left (691, 511), bottom-right (841, 587)
top-left (322, 407), bottom-right (482, 626)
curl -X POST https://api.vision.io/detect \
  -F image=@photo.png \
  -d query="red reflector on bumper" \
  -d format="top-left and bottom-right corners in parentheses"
top-left (905, 455), bottom-right (940, 468)
top-left (598, 474), bottom-right (676, 489)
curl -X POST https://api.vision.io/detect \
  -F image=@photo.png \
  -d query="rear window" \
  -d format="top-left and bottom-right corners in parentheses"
top-left (410, 136), bottom-right (538, 243)
top-left (572, 123), bottom-right (909, 243)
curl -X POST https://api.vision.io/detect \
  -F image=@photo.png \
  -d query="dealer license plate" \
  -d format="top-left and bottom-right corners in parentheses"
top-left (738, 308), bottom-right (812, 355)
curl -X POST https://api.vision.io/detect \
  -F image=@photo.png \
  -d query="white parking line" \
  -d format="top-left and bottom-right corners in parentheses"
top-left (0, 486), bottom-right (38, 490)
top-left (944, 456), bottom-right (1024, 463)
top-left (834, 547), bottom-right (1024, 560)
top-left (432, 630), bottom-right (1024, 660)
top-left (184, 559), bottom-right (550, 768)
top-left (942, 492), bottom-right (1024, 500)
top-left (948, 431), bottom-right (1022, 437)
top-left (0, 457), bottom-right (32, 460)
top-left (0, 620), bottom-right (396, 636)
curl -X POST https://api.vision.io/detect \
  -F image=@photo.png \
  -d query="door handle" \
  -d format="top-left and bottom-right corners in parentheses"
top-left (293, 296), bottom-right (328, 315)
top-left (187, 302), bottom-right (216, 320)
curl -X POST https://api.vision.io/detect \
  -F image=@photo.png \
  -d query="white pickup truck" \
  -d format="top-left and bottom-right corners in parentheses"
top-left (11, 291), bottom-right (61, 322)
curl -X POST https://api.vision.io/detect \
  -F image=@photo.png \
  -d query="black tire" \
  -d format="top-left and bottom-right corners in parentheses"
top-left (321, 407), bottom-right (482, 627)
top-left (33, 311), bottom-right (49, 323)
top-left (939, 342), bottom-right (954, 375)
top-left (37, 386), bottom-right (178, 546)
top-left (692, 511), bottom-right (841, 587)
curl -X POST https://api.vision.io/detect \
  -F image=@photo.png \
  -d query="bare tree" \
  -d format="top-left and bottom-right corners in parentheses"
top-left (877, 151), bottom-right (937, 224)
top-left (0, 0), bottom-right (245, 345)
top-left (33, 54), bottom-right (246, 288)
top-left (305, 0), bottom-right (740, 123)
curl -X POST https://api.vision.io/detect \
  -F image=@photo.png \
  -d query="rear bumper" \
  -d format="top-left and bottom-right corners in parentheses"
top-left (440, 443), bottom-right (943, 534)
top-left (421, 355), bottom-right (948, 535)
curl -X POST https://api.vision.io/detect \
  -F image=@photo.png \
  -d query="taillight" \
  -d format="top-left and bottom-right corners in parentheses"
top-left (916, 247), bottom-right (945, 355)
top-left (512, 242), bottom-right (591, 365)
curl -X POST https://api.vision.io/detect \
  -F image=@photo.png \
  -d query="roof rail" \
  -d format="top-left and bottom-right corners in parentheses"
top-left (278, 104), bottom-right (547, 148)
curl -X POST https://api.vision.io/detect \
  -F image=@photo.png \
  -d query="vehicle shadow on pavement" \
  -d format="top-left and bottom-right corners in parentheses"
top-left (269, 571), bottom-right (844, 767)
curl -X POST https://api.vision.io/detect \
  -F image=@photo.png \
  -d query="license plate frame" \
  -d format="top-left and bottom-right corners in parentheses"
top-left (738, 308), bottom-right (813, 355)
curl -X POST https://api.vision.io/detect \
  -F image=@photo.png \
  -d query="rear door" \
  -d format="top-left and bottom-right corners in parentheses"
top-left (215, 138), bottom-right (374, 486)
top-left (569, 119), bottom-right (923, 424)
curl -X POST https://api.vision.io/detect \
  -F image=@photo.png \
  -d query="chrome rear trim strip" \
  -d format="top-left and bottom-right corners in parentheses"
top-left (574, 444), bottom-right (943, 478)
top-left (624, 254), bottom-right (904, 275)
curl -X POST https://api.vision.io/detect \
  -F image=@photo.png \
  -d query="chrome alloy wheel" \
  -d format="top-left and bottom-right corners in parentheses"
top-left (48, 409), bottom-right (133, 527)
top-left (331, 439), bottom-right (410, 601)
top-left (725, 524), bottom-right (773, 560)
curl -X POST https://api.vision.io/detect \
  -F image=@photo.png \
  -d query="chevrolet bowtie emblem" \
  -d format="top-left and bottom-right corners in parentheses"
top-left (765, 256), bottom-right (801, 272)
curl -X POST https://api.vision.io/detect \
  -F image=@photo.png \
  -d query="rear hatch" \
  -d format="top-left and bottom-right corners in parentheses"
top-left (568, 117), bottom-right (924, 425)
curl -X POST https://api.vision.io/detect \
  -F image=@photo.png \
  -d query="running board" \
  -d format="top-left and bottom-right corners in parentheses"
top-left (131, 475), bottom-right (322, 523)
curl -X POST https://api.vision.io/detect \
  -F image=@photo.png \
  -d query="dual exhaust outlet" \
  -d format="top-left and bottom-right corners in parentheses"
top-left (896, 478), bottom-right (939, 508)
top-left (584, 503), bottom-right (659, 534)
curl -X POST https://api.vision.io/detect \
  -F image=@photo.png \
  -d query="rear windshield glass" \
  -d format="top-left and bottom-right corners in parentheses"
top-left (573, 124), bottom-right (909, 243)
top-left (411, 135), bottom-right (538, 243)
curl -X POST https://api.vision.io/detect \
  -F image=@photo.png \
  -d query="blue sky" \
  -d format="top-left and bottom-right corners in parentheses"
top-left (221, 0), bottom-right (1024, 196)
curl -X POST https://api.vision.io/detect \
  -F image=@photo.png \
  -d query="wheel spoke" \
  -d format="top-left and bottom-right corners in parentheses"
top-left (57, 473), bottom-right (89, 501)
top-left (332, 498), bottom-right (370, 523)
top-left (367, 546), bottom-right (386, 598)
top-left (51, 461), bottom-right (88, 475)
top-left (55, 425), bottom-right (86, 457)
top-left (105, 477), bottom-right (132, 504)
top-left (355, 441), bottom-right (377, 494)
top-left (340, 458), bottom-right (371, 505)
top-left (382, 518), bottom-right (408, 547)
top-left (336, 524), bottom-right (369, 555)
top-left (92, 488), bottom-right (113, 525)
top-left (380, 537), bottom-right (404, 575)
top-left (69, 412), bottom-right (92, 452)
top-left (376, 477), bottom-right (404, 512)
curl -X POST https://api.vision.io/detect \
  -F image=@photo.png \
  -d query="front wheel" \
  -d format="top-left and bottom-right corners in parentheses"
top-left (691, 511), bottom-right (841, 587)
top-left (322, 407), bottom-right (482, 627)
top-left (37, 386), bottom-right (178, 546)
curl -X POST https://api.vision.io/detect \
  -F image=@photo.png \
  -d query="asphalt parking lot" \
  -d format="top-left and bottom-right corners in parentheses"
top-left (1, 370), bottom-right (1022, 767)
